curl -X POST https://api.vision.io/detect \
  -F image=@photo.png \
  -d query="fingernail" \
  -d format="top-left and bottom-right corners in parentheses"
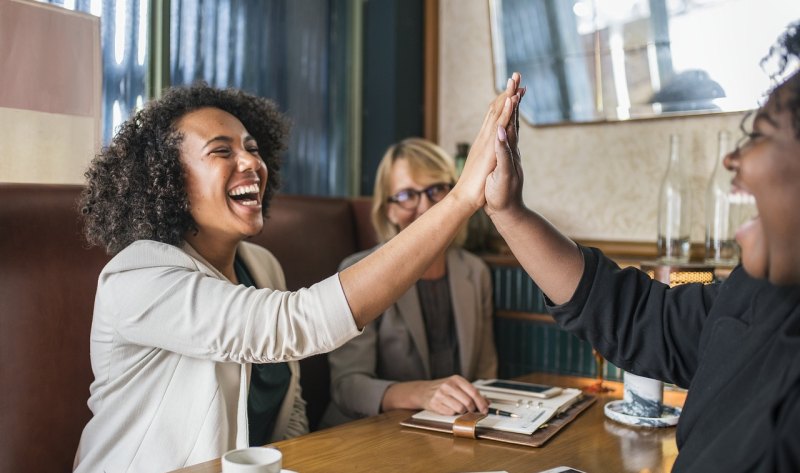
top-left (520, 86), bottom-right (527, 98)
top-left (507, 77), bottom-right (514, 89)
top-left (498, 125), bottom-right (507, 141)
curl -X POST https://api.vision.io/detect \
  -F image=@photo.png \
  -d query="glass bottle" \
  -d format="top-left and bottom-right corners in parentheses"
top-left (657, 134), bottom-right (691, 263)
top-left (704, 131), bottom-right (738, 266)
top-left (454, 142), bottom-right (470, 177)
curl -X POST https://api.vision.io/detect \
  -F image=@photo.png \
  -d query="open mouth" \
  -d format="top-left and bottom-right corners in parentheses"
top-left (731, 189), bottom-right (759, 243)
top-left (228, 183), bottom-right (261, 207)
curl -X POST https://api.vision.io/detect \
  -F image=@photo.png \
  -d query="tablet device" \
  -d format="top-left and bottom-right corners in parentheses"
top-left (475, 379), bottom-right (563, 399)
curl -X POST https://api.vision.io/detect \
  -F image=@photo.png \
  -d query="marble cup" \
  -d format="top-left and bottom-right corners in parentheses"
top-left (622, 372), bottom-right (664, 418)
top-left (221, 447), bottom-right (282, 473)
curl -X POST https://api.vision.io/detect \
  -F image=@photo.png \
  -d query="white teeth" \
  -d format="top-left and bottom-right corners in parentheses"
top-left (228, 183), bottom-right (260, 197)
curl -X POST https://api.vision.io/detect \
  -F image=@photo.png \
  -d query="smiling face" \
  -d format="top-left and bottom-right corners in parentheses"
top-left (725, 73), bottom-right (800, 285)
top-left (177, 107), bottom-right (268, 248)
top-left (385, 158), bottom-right (451, 232)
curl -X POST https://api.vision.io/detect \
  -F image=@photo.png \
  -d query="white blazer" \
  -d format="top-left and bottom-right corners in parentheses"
top-left (73, 240), bottom-right (359, 472)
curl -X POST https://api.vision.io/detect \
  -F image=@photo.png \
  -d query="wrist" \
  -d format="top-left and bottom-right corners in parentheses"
top-left (448, 185), bottom-right (482, 216)
top-left (489, 202), bottom-right (528, 232)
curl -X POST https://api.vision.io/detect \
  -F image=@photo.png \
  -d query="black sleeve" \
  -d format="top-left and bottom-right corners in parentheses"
top-left (768, 378), bottom-right (800, 472)
top-left (547, 246), bottom-right (720, 387)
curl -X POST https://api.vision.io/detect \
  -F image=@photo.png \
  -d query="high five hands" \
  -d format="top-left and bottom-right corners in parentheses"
top-left (452, 73), bottom-right (524, 213)
top-left (486, 72), bottom-right (525, 219)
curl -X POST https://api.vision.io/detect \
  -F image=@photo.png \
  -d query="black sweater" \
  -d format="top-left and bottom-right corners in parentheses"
top-left (549, 246), bottom-right (800, 472)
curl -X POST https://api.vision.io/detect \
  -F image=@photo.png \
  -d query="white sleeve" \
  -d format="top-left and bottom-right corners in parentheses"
top-left (96, 241), bottom-right (359, 363)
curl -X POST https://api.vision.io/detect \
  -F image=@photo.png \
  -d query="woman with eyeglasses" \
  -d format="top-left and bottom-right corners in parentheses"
top-left (320, 138), bottom-right (498, 427)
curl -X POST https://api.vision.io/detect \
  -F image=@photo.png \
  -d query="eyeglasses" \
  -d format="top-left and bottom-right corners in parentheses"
top-left (387, 182), bottom-right (453, 210)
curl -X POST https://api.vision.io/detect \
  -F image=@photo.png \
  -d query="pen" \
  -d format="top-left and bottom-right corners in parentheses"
top-left (487, 407), bottom-right (520, 418)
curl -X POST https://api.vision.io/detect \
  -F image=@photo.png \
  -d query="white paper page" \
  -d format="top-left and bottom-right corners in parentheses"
top-left (410, 387), bottom-right (583, 435)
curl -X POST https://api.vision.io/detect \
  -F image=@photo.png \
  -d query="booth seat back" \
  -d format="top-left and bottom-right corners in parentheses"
top-left (0, 184), bottom-right (108, 473)
top-left (0, 183), bottom-right (375, 472)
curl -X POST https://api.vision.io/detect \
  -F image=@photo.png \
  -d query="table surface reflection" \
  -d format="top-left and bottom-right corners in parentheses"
top-left (173, 373), bottom-right (687, 473)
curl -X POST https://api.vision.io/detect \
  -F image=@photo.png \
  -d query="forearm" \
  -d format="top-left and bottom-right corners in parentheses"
top-left (341, 77), bottom-right (519, 328)
top-left (491, 205), bottom-right (584, 305)
top-left (340, 194), bottom-right (474, 328)
top-left (381, 381), bottom-right (427, 411)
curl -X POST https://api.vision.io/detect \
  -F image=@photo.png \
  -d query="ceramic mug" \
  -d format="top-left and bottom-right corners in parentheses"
top-left (221, 447), bottom-right (282, 473)
top-left (622, 372), bottom-right (663, 418)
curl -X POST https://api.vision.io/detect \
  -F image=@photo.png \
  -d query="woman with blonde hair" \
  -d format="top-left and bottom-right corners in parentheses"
top-left (321, 138), bottom-right (498, 426)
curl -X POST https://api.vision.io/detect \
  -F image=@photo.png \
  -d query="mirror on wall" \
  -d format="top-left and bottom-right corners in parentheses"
top-left (489, 0), bottom-right (800, 126)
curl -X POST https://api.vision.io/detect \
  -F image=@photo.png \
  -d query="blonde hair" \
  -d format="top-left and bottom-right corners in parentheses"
top-left (371, 137), bottom-right (468, 246)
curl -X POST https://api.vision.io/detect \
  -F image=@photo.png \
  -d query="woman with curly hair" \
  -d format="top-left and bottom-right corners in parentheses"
top-left (322, 138), bottom-right (497, 428)
top-left (72, 77), bottom-right (523, 472)
top-left (486, 22), bottom-right (800, 471)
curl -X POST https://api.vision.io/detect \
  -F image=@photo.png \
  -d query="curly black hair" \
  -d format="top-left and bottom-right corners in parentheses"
top-left (80, 84), bottom-right (289, 255)
top-left (763, 19), bottom-right (800, 139)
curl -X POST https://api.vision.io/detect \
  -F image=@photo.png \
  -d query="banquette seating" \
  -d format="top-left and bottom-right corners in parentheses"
top-left (0, 183), bottom-right (376, 472)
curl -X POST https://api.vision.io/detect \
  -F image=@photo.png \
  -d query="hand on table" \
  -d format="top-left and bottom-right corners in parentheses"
top-left (418, 374), bottom-right (489, 416)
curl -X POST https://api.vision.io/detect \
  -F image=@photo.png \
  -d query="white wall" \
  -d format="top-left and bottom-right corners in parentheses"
top-left (438, 0), bottom-right (746, 243)
top-left (0, 0), bottom-right (101, 185)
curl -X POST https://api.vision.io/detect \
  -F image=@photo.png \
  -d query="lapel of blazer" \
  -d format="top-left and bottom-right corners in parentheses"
top-left (396, 284), bottom-right (431, 379)
top-left (447, 249), bottom-right (478, 379)
top-left (182, 240), bottom-right (254, 446)
top-left (236, 242), bottom-right (286, 290)
top-left (181, 241), bottom-right (229, 280)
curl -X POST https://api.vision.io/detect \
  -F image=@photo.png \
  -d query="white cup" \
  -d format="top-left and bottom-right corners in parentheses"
top-left (221, 447), bottom-right (282, 473)
top-left (622, 372), bottom-right (663, 418)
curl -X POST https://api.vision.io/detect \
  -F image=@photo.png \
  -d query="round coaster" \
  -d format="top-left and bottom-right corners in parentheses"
top-left (604, 400), bottom-right (681, 428)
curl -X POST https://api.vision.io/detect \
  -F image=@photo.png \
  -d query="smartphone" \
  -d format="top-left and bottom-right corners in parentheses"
top-left (536, 467), bottom-right (587, 473)
top-left (476, 379), bottom-right (563, 399)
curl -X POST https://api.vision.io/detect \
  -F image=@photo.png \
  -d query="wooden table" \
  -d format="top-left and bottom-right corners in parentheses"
top-left (174, 373), bottom-right (687, 473)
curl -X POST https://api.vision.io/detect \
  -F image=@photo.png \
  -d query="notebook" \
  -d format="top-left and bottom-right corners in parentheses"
top-left (400, 380), bottom-right (596, 447)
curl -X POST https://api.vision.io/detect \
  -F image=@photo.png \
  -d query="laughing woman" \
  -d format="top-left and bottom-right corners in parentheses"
top-left (73, 78), bottom-right (522, 472)
top-left (485, 23), bottom-right (800, 472)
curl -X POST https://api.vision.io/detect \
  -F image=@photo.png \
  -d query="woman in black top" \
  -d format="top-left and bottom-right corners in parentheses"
top-left (485, 21), bottom-right (800, 472)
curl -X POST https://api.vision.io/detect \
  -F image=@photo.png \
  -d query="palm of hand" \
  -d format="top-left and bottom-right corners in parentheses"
top-left (485, 140), bottom-right (523, 216)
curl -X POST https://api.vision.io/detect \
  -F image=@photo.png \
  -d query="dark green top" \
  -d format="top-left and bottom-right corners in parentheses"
top-left (234, 256), bottom-right (291, 447)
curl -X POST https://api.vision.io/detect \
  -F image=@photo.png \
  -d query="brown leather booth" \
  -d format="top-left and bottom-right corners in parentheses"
top-left (0, 183), bottom-right (376, 472)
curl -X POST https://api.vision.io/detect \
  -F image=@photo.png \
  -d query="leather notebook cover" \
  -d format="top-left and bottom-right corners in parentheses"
top-left (399, 394), bottom-right (596, 447)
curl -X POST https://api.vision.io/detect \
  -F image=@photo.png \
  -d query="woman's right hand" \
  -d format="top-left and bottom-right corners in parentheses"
top-left (381, 375), bottom-right (489, 415)
top-left (451, 73), bottom-right (522, 213)
top-left (417, 375), bottom-right (489, 416)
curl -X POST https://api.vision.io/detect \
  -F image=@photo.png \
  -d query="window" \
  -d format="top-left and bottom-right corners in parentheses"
top-left (43, 0), bottom-right (354, 196)
top-left (41, 0), bottom-right (148, 143)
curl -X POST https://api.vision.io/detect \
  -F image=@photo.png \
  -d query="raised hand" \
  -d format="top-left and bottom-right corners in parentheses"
top-left (451, 73), bottom-right (522, 212)
top-left (486, 84), bottom-right (525, 218)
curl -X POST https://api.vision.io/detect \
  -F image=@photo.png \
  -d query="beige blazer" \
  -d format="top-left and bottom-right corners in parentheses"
top-left (321, 247), bottom-right (497, 426)
top-left (74, 240), bottom-right (358, 473)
